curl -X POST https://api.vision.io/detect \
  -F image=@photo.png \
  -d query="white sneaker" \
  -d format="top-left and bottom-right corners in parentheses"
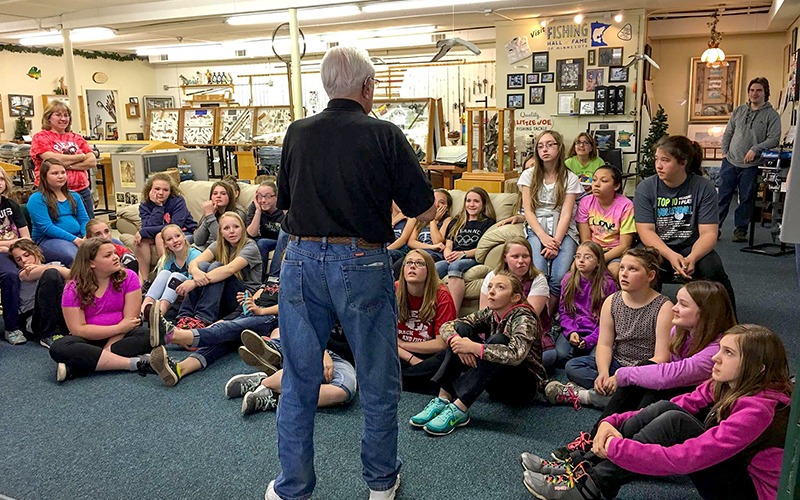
top-left (265, 480), bottom-right (282, 500)
top-left (5, 329), bottom-right (26, 345)
top-left (369, 476), bottom-right (400, 500)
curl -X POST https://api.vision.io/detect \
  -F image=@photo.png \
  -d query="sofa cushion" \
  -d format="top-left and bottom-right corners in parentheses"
top-left (475, 223), bottom-right (526, 269)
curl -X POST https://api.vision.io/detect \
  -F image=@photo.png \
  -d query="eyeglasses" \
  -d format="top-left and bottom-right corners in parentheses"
top-left (537, 141), bottom-right (558, 150)
top-left (256, 193), bottom-right (276, 199)
top-left (575, 141), bottom-right (592, 146)
top-left (404, 260), bottom-right (426, 268)
top-left (363, 76), bottom-right (383, 87)
top-left (574, 254), bottom-right (597, 261)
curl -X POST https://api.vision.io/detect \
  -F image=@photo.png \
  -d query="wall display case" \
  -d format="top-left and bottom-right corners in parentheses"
top-left (218, 107), bottom-right (254, 145)
top-left (253, 106), bottom-right (292, 144)
top-left (147, 108), bottom-right (180, 143)
top-left (455, 107), bottom-right (518, 193)
top-left (180, 108), bottom-right (216, 146)
top-left (370, 98), bottom-right (443, 164)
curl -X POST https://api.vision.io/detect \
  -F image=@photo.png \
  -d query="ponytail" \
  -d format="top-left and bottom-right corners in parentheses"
top-left (656, 135), bottom-right (704, 176)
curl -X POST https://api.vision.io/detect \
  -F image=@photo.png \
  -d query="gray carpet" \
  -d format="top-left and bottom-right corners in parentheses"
top-left (1, 221), bottom-right (797, 500)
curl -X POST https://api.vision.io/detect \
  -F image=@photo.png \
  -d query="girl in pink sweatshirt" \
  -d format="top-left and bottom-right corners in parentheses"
top-left (522, 324), bottom-right (792, 500)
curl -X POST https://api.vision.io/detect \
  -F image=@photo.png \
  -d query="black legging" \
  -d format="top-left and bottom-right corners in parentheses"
top-left (23, 268), bottom-right (67, 341)
top-left (656, 247), bottom-right (736, 313)
top-left (50, 326), bottom-right (150, 377)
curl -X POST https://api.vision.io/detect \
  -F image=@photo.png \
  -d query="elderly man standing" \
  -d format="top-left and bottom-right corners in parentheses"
top-left (266, 47), bottom-right (436, 500)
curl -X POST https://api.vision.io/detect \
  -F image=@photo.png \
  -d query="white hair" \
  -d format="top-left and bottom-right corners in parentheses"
top-left (320, 46), bottom-right (375, 99)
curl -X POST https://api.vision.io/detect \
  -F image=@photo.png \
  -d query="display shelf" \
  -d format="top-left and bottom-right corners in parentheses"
top-left (370, 98), bottom-right (443, 164)
top-left (180, 108), bottom-right (216, 146)
top-left (147, 108), bottom-right (181, 143)
top-left (180, 84), bottom-right (234, 106)
top-left (217, 107), bottom-right (254, 145)
top-left (253, 106), bottom-right (292, 144)
top-left (455, 107), bottom-right (518, 193)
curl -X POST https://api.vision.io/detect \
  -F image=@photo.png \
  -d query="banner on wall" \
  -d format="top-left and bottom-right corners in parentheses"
top-left (529, 20), bottom-right (616, 50)
top-left (515, 110), bottom-right (553, 146)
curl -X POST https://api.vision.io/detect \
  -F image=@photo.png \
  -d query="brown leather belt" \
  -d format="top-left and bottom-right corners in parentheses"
top-left (289, 235), bottom-right (383, 249)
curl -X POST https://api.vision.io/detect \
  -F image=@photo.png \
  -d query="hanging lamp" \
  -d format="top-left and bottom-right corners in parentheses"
top-left (701, 10), bottom-right (727, 68)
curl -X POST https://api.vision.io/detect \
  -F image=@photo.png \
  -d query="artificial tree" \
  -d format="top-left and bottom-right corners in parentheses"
top-left (13, 115), bottom-right (28, 141)
top-left (639, 105), bottom-right (668, 179)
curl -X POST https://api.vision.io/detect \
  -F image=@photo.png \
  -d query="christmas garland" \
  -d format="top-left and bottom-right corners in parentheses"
top-left (0, 43), bottom-right (146, 62)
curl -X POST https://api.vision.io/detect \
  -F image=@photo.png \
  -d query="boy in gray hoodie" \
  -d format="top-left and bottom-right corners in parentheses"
top-left (718, 77), bottom-right (781, 242)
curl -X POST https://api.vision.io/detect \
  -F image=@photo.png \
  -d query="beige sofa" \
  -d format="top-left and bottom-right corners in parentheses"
top-left (116, 182), bottom-right (521, 314)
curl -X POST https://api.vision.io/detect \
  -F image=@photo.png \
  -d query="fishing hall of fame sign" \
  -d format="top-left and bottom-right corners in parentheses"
top-left (530, 21), bottom-right (621, 50)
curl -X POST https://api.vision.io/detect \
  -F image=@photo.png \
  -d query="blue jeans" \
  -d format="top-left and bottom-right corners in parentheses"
top-left (434, 256), bottom-right (478, 279)
top-left (189, 314), bottom-right (278, 368)
top-left (554, 332), bottom-right (593, 367)
top-left (76, 187), bottom-right (94, 220)
top-left (39, 238), bottom-right (79, 267)
top-left (0, 253), bottom-right (21, 331)
top-left (565, 352), bottom-right (622, 389)
top-left (145, 269), bottom-right (188, 304)
top-left (256, 237), bottom-right (279, 272)
top-left (268, 229), bottom-right (290, 277)
top-left (274, 238), bottom-right (400, 499)
top-left (177, 262), bottom-right (245, 323)
top-left (717, 158), bottom-right (758, 231)
top-left (526, 229), bottom-right (578, 296)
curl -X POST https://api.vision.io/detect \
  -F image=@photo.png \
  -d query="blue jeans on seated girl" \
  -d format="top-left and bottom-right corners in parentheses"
top-left (267, 229), bottom-right (290, 277)
top-left (526, 228), bottom-right (577, 296)
top-left (188, 314), bottom-right (278, 368)
top-left (39, 238), bottom-right (79, 267)
top-left (177, 261), bottom-right (245, 324)
top-left (555, 332), bottom-right (593, 367)
top-left (146, 269), bottom-right (188, 304)
top-left (565, 350), bottom-right (622, 389)
top-left (434, 256), bottom-right (478, 279)
top-left (256, 238), bottom-right (278, 269)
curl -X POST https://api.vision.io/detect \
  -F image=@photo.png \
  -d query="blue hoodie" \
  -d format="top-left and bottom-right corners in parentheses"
top-left (138, 195), bottom-right (197, 239)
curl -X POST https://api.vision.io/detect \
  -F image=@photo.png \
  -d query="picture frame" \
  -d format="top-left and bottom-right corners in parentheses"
top-left (688, 55), bottom-right (742, 122)
top-left (579, 99), bottom-right (596, 115)
top-left (556, 58), bottom-right (584, 92)
top-left (587, 121), bottom-right (637, 153)
top-left (598, 47), bottom-right (624, 67)
top-left (586, 68), bottom-right (604, 91)
top-left (129, 96), bottom-right (139, 104)
top-left (532, 51), bottom-right (549, 72)
top-left (529, 86), bottom-right (545, 105)
top-left (608, 66), bottom-right (629, 83)
top-left (643, 43), bottom-right (653, 81)
top-left (541, 72), bottom-right (555, 84)
top-left (125, 133), bottom-right (140, 140)
top-left (8, 94), bottom-right (34, 117)
top-left (557, 93), bottom-right (575, 115)
top-left (507, 93), bottom-right (525, 109)
top-left (507, 73), bottom-right (525, 90)
top-left (587, 49), bottom-right (596, 66)
top-left (105, 121), bottom-right (118, 140)
top-left (687, 123), bottom-right (727, 154)
top-left (526, 73), bottom-right (540, 85)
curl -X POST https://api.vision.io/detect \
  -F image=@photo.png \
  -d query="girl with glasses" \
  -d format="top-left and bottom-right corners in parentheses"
top-left (566, 133), bottom-right (605, 191)
top-left (246, 180), bottom-right (285, 276)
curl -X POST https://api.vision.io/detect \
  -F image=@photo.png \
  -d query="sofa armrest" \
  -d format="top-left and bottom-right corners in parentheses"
top-left (475, 223), bottom-right (526, 269)
top-left (116, 204), bottom-right (141, 236)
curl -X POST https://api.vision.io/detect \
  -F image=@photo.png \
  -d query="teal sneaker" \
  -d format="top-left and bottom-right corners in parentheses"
top-left (423, 403), bottom-right (470, 436)
top-left (409, 397), bottom-right (449, 428)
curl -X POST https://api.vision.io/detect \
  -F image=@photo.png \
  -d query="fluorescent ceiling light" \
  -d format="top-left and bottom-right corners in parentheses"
top-left (363, 0), bottom-right (503, 14)
top-left (227, 5), bottom-right (360, 25)
top-left (318, 24), bottom-right (436, 41)
top-left (136, 43), bottom-right (220, 56)
top-left (20, 27), bottom-right (115, 46)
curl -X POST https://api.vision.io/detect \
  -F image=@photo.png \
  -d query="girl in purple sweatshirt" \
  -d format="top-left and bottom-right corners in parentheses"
top-left (522, 324), bottom-right (792, 500)
top-left (555, 241), bottom-right (617, 366)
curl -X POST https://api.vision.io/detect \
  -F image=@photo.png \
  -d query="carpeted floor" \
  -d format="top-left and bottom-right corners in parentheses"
top-left (0, 220), bottom-right (797, 500)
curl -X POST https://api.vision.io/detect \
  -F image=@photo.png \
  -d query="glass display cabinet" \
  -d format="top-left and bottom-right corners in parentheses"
top-left (370, 98), bottom-right (443, 165)
top-left (147, 108), bottom-right (181, 143)
top-left (454, 107), bottom-right (518, 193)
top-left (180, 108), bottom-right (216, 146)
top-left (217, 107), bottom-right (255, 145)
top-left (253, 106), bottom-right (293, 145)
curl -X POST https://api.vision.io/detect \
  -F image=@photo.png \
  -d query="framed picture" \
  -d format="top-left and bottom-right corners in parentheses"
top-left (643, 43), bottom-right (653, 81)
top-left (541, 72), bottom-right (555, 84)
top-left (687, 123), bottom-right (727, 151)
top-left (587, 121), bottom-right (637, 153)
top-left (587, 49), bottom-right (596, 66)
top-left (105, 121), bottom-right (118, 140)
top-left (579, 99), bottom-right (596, 115)
top-left (586, 68), bottom-right (604, 91)
top-left (557, 93), bottom-right (575, 115)
top-left (507, 73), bottom-right (525, 89)
top-left (532, 51), bottom-right (549, 72)
top-left (115, 192), bottom-right (125, 204)
top-left (529, 86), bottom-right (545, 105)
top-left (507, 93), bottom-right (525, 109)
top-left (526, 73), bottom-right (540, 85)
top-left (556, 58), bottom-right (584, 92)
top-left (688, 55), bottom-right (742, 122)
top-left (598, 47), bottom-right (624, 67)
top-left (129, 97), bottom-right (139, 104)
top-left (8, 94), bottom-right (34, 117)
top-left (608, 66), bottom-right (629, 83)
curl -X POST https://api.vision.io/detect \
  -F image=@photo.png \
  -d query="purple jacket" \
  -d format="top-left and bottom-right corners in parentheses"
top-left (604, 381), bottom-right (791, 500)
top-left (138, 196), bottom-right (197, 239)
top-left (615, 327), bottom-right (720, 390)
top-left (558, 272), bottom-right (617, 349)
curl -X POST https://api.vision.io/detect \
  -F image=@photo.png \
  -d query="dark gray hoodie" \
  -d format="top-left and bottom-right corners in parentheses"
top-left (721, 101), bottom-right (780, 168)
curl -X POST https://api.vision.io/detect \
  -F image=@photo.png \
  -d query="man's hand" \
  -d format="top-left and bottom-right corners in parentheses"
top-left (416, 203), bottom-right (437, 224)
top-left (744, 149), bottom-right (756, 163)
top-left (322, 351), bottom-right (334, 383)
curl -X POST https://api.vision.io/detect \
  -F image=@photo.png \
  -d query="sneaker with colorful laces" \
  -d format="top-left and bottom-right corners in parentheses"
top-left (521, 452), bottom-right (570, 475)
top-left (409, 397), bottom-right (449, 427)
top-left (5, 329), bottom-right (26, 345)
top-left (522, 462), bottom-right (602, 500)
top-left (545, 380), bottom-right (581, 410)
top-left (242, 386), bottom-right (279, 415)
top-left (551, 431), bottom-right (593, 462)
top-left (423, 402), bottom-right (470, 436)
top-left (150, 345), bottom-right (182, 387)
top-left (39, 334), bottom-right (64, 349)
top-left (224, 372), bottom-right (268, 398)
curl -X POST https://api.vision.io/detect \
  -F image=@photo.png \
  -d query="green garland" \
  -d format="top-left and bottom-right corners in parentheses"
top-left (0, 43), bottom-right (146, 62)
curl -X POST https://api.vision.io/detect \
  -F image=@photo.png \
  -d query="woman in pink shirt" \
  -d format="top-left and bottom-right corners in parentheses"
top-left (49, 238), bottom-right (154, 382)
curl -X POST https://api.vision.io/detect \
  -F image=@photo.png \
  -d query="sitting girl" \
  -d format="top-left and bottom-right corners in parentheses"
top-left (576, 165), bottom-right (635, 278)
top-left (134, 173), bottom-right (196, 282)
top-left (396, 250), bottom-right (456, 393)
top-left (555, 241), bottom-right (617, 367)
top-left (523, 324), bottom-right (792, 500)
top-left (394, 188), bottom-right (452, 278)
top-left (0, 167), bottom-right (33, 345)
top-left (170, 212), bottom-right (262, 330)
top-left (434, 187), bottom-right (496, 312)
top-left (565, 132), bottom-right (605, 192)
top-left (85, 219), bottom-right (139, 275)
top-left (245, 180), bottom-right (284, 275)
top-left (547, 247), bottom-right (673, 409)
top-left (518, 131), bottom-right (584, 314)
top-left (193, 181), bottom-right (245, 251)
top-left (9, 239), bottom-right (70, 347)
top-left (49, 239), bottom-right (153, 382)
top-left (28, 158), bottom-right (89, 266)
top-left (409, 272), bottom-right (545, 436)
top-left (544, 280), bottom-right (736, 462)
top-left (140, 224), bottom-right (202, 317)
